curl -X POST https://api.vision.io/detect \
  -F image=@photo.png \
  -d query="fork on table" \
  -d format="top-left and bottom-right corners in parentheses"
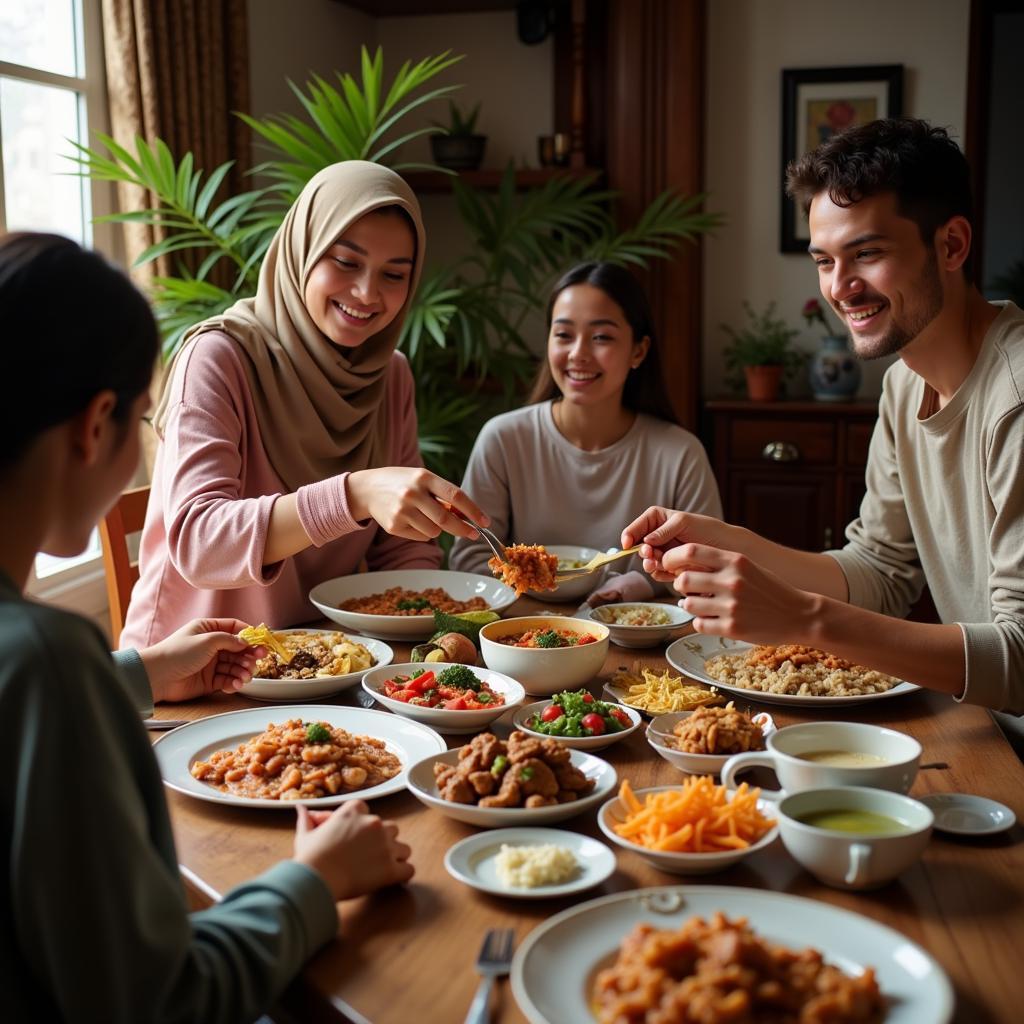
top-left (464, 927), bottom-right (515, 1024)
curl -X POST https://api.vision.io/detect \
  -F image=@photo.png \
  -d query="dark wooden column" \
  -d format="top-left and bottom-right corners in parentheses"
top-left (605, 0), bottom-right (707, 431)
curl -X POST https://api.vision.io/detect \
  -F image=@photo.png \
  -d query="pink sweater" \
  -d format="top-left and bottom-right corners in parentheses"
top-left (119, 333), bottom-right (440, 648)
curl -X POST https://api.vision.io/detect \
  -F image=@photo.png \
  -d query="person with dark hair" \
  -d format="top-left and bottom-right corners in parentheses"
top-left (0, 232), bottom-right (415, 1021)
top-left (120, 160), bottom-right (486, 648)
top-left (622, 117), bottom-right (1024, 747)
top-left (450, 261), bottom-right (721, 603)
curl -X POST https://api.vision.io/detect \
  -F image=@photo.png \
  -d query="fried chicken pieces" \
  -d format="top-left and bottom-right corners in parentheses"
top-left (433, 731), bottom-right (595, 809)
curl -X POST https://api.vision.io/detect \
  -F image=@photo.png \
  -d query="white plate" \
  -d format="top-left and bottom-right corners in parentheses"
top-left (239, 629), bottom-right (393, 702)
top-left (666, 635), bottom-right (921, 707)
top-left (600, 678), bottom-right (721, 719)
top-left (511, 886), bottom-right (954, 1024)
top-left (597, 786), bottom-right (779, 874)
top-left (511, 699), bottom-right (642, 751)
top-left (646, 709), bottom-right (776, 775)
top-left (362, 663), bottom-right (525, 734)
top-left (919, 793), bottom-right (1017, 836)
top-left (444, 827), bottom-right (616, 899)
top-left (407, 746), bottom-right (617, 827)
top-left (584, 601), bottom-right (694, 648)
top-left (152, 705), bottom-right (446, 808)
top-left (308, 569), bottom-right (516, 640)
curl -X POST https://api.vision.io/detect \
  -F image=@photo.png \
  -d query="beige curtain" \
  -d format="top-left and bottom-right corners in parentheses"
top-left (100, 0), bottom-right (251, 286)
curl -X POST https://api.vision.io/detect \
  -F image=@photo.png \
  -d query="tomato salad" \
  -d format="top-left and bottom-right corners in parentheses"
top-left (525, 689), bottom-right (632, 737)
top-left (381, 665), bottom-right (505, 711)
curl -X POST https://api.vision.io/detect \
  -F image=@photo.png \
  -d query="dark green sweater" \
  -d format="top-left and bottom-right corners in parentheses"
top-left (0, 573), bottom-right (337, 1022)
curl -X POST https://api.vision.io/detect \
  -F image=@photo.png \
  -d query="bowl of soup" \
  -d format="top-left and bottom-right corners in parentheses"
top-left (480, 616), bottom-right (610, 696)
top-left (777, 786), bottom-right (933, 890)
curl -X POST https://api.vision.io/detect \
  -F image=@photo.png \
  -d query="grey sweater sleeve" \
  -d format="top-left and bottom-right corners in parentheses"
top-left (4, 606), bottom-right (337, 1023)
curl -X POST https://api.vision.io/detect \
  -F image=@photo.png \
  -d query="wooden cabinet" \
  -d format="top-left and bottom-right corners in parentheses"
top-left (705, 399), bottom-right (879, 552)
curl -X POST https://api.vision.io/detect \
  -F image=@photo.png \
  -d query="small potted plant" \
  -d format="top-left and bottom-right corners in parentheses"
top-left (722, 301), bottom-right (805, 401)
top-left (803, 298), bottom-right (861, 401)
top-left (430, 100), bottom-right (487, 171)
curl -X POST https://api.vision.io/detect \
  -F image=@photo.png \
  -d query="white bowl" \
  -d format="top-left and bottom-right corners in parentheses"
top-left (480, 616), bottom-right (610, 696)
top-left (309, 569), bottom-right (517, 640)
top-left (584, 602), bottom-right (694, 648)
top-left (239, 629), bottom-right (393, 702)
top-left (512, 698), bottom-right (642, 751)
top-left (646, 709), bottom-right (776, 775)
top-left (597, 785), bottom-right (778, 874)
top-left (527, 544), bottom-right (603, 602)
top-left (362, 663), bottom-right (525, 734)
top-left (407, 745), bottom-right (617, 827)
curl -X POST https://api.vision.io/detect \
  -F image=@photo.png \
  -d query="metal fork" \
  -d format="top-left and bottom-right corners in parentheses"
top-left (442, 501), bottom-right (509, 563)
top-left (464, 927), bottom-right (515, 1024)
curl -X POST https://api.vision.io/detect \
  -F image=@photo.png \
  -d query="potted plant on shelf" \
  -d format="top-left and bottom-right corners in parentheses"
top-left (430, 100), bottom-right (487, 171)
top-left (803, 297), bottom-right (861, 401)
top-left (722, 301), bottom-right (805, 402)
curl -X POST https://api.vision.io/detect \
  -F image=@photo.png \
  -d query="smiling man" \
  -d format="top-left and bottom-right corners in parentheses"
top-left (623, 118), bottom-right (1024, 751)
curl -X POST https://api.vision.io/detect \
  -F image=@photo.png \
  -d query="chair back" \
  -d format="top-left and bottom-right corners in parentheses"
top-left (99, 485), bottom-right (150, 646)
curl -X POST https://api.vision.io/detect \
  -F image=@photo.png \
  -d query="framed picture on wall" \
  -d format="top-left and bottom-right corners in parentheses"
top-left (780, 64), bottom-right (903, 253)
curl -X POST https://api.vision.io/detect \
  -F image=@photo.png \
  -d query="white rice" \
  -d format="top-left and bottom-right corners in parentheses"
top-left (494, 843), bottom-right (578, 888)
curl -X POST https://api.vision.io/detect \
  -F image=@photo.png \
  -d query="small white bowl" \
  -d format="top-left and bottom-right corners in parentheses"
top-left (480, 616), bottom-right (610, 696)
top-left (361, 663), bottom-right (525, 734)
top-left (527, 544), bottom-right (603, 603)
top-left (512, 698), bottom-right (642, 751)
top-left (646, 710), bottom-right (776, 776)
top-left (407, 745), bottom-right (617, 827)
top-left (585, 602), bottom-right (694, 648)
top-left (597, 785), bottom-right (778, 874)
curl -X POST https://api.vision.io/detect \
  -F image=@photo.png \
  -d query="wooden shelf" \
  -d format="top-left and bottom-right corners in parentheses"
top-left (402, 165), bottom-right (602, 193)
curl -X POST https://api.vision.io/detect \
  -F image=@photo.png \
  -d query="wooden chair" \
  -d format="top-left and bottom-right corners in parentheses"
top-left (99, 484), bottom-right (150, 647)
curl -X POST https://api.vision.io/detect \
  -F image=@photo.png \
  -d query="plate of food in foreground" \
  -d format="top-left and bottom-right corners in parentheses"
top-left (585, 601), bottom-right (694, 648)
top-left (239, 628), bottom-right (392, 702)
top-left (646, 702), bottom-right (775, 775)
top-left (362, 662), bottom-right (525, 733)
top-left (666, 635), bottom-right (921, 707)
top-left (510, 885), bottom-right (954, 1024)
top-left (153, 706), bottom-right (446, 808)
top-left (444, 827), bottom-right (616, 900)
top-left (309, 569), bottom-right (517, 640)
top-left (511, 689), bottom-right (642, 751)
top-left (407, 730), bottom-right (617, 827)
top-left (603, 663), bottom-right (724, 717)
top-left (597, 776), bottom-right (778, 874)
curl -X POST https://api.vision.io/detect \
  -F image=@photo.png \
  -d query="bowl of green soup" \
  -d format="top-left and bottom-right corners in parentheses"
top-left (778, 786), bottom-right (933, 890)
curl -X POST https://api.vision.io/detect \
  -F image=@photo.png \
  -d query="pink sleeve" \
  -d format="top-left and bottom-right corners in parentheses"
top-left (365, 353), bottom-right (442, 571)
top-left (158, 338), bottom-right (284, 589)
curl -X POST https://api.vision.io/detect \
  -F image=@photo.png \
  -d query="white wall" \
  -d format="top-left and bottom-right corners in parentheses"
top-left (704, 0), bottom-right (971, 399)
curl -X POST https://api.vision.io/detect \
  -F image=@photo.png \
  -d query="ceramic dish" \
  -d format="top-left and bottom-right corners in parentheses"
top-left (646, 709), bottom-right (776, 775)
top-left (584, 601), bottom-right (694, 648)
top-left (308, 569), bottom-right (517, 641)
top-left (666, 634), bottom-right (921, 707)
top-left (527, 544), bottom-right (603, 602)
top-left (601, 677), bottom-right (722, 719)
top-left (152, 705), bottom-right (446, 808)
top-left (444, 827), bottom-right (616, 899)
top-left (239, 629), bottom-right (393, 702)
top-left (406, 745), bottom-right (617, 827)
top-left (597, 785), bottom-right (778, 874)
top-left (479, 616), bottom-right (610, 696)
top-left (510, 886), bottom-right (954, 1024)
top-left (361, 663), bottom-right (526, 734)
top-left (511, 698), bottom-right (642, 752)
top-left (919, 793), bottom-right (1017, 836)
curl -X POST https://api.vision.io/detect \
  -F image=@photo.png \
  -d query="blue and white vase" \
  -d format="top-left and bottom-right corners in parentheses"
top-left (809, 335), bottom-right (861, 402)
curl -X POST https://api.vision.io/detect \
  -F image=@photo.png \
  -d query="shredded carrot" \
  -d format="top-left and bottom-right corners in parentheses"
top-left (612, 775), bottom-right (774, 853)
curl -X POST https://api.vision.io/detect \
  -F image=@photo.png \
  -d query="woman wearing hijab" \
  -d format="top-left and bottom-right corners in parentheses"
top-left (121, 161), bottom-right (485, 648)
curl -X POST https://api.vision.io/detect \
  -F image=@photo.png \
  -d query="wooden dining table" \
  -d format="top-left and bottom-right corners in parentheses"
top-left (155, 597), bottom-right (1024, 1024)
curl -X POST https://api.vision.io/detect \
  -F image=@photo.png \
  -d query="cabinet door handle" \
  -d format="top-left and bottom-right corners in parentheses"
top-left (761, 441), bottom-right (800, 462)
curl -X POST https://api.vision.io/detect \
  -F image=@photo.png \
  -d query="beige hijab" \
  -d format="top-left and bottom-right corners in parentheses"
top-left (154, 160), bottom-right (425, 492)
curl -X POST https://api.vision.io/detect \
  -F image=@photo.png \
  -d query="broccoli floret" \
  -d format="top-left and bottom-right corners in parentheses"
top-left (534, 630), bottom-right (564, 649)
top-left (305, 722), bottom-right (331, 744)
top-left (437, 664), bottom-right (480, 691)
top-left (397, 596), bottom-right (432, 611)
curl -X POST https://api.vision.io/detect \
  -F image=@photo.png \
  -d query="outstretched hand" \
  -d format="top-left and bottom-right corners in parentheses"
top-left (140, 618), bottom-right (266, 704)
top-left (621, 506), bottom-right (739, 582)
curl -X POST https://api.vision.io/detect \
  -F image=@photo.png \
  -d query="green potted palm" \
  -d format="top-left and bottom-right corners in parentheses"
top-left (430, 100), bottom-right (487, 171)
top-left (722, 301), bottom-right (805, 401)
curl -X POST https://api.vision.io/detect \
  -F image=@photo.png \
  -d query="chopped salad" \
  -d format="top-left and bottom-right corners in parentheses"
top-left (525, 689), bottom-right (633, 737)
top-left (381, 665), bottom-right (505, 711)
